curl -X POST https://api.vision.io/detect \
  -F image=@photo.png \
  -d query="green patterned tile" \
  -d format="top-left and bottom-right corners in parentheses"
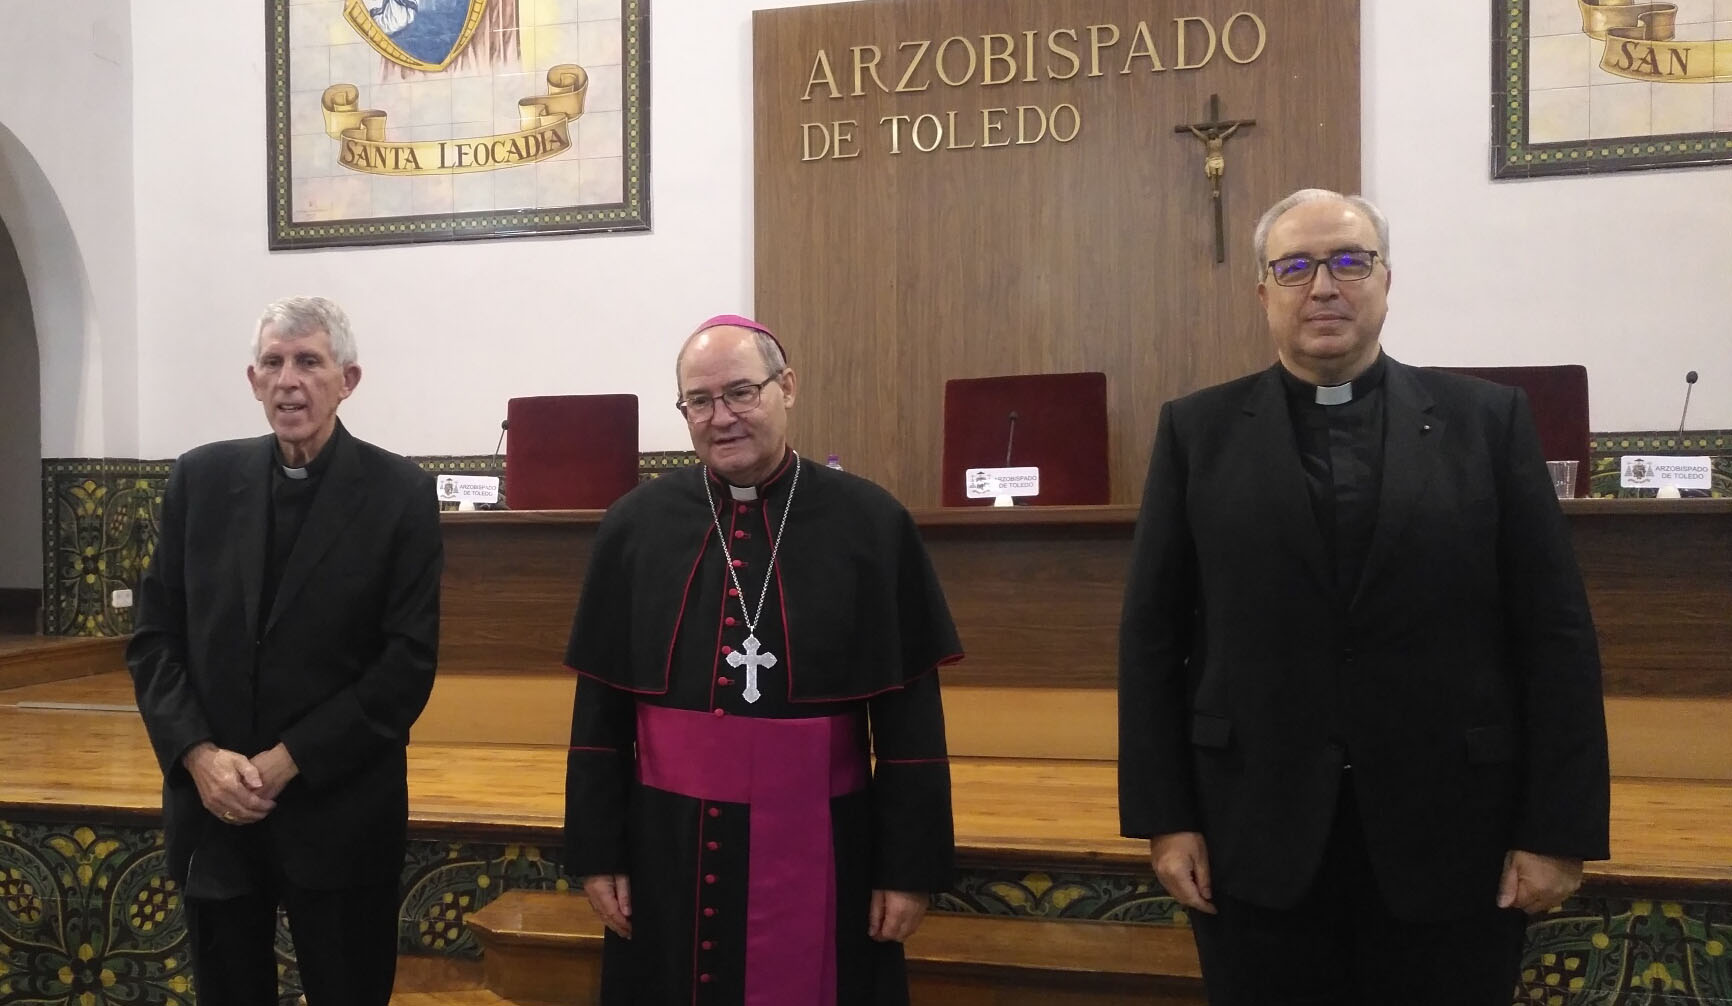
top-left (939, 867), bottom-right (1181, 923)
top-left (6, 817), bottom-right (1732, 1002)
top-left (39, 452), bottom-right (699, 637)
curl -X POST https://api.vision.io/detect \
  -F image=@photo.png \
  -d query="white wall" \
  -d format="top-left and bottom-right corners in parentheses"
top-left (0, 219), bottom-right (42, 588)
top-left (1, 0), bottom-right (1715, 468)
top-left (0, 1), bottom-right (137, 459)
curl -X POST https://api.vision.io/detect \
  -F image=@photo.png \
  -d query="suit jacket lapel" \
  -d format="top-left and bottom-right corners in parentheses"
top-left (1351, 360), bottom-right (1442, 609)
top-left (264, 425), bottom-right (368, 636)
top-left (229, 436), bottom-right (273, 642)
top-left (1241, 367), bottom-right (1331, 591)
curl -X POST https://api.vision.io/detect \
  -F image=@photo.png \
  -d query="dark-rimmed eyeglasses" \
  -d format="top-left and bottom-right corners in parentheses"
top-left (676, 372), bottom-right (783, 423)
top-left (1265, 250), bottom-right (1381, 287)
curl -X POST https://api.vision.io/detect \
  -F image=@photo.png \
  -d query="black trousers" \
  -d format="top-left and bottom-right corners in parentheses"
top-left (1188, 776), bottom-right (1529, 1006)
top-left (186, 875), bottom-right (400, 1006)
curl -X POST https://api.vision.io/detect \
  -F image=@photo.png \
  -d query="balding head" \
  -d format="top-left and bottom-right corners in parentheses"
top-left (675, 322), bottom-right (798, 486)
top-left (675, 325), bottom-right (787, 392)
top-left (1252, 188), bottom-right (1390, 279)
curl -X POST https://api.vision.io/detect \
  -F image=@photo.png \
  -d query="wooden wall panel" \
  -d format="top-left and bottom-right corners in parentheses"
top-left (754, 0), bottom-right (1360, 506)
top-left (1571, 506), bottom-right (1732, 698)
top-left (439, 513), bottom-right (593, 675)
top-left (438, 502), bottom-right (1732, 697)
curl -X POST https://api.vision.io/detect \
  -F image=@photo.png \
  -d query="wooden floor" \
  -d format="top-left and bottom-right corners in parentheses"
top-left (3, 670), bottom-right (1731, 891)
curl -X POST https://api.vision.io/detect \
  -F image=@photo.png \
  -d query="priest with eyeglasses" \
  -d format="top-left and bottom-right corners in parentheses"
top-left (561, 315), bottom-right (962, 1005)
top-left (1118, 189), bottom-right (1609, 1005)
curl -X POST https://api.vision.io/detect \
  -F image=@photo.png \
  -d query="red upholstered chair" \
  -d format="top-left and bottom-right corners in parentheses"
top-left (504, 394), bottom-right (640, 510)
top-left (941, 373), bottom-right (1110, 506)
top-left (1431, 365), bottom-right (1590, 498)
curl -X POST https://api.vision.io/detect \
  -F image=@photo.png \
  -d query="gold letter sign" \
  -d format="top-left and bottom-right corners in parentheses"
top-left (793, 13), bottom-right (1269, 161)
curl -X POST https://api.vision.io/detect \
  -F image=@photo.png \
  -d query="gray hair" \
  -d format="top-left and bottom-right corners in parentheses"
top-left (674, 328), bottom-right (787, 389)
top-left (1251, 188), bottom-right (1391, 280)
top-left (253, 296), bottom-right (358, 367)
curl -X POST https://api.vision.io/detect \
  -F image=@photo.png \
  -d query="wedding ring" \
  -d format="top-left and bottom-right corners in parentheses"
top-left (222, 811), bottom-right (236, 822)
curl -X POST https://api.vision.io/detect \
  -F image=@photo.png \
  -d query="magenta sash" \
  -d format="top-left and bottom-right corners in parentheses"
top-left (635, 705), bottom-right (869, 1006)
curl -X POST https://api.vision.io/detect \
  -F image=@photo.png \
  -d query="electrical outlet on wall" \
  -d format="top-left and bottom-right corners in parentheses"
top-left (111, 588), bottom-right (133, 609)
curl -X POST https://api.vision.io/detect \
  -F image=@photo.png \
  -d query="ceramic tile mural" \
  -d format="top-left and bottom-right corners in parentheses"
top-left (267, 0), bottom-right (649, 247)
top-left (1497, 0), bottom-right (1732, 176)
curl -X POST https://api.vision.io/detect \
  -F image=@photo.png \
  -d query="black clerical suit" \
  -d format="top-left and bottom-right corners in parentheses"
top-left (1118, 357), bottom-right (1609, 1005)
top-left (128, 420), bottom-right (442, 1005)
top-left (564, 452), bottom-right (960, 1006)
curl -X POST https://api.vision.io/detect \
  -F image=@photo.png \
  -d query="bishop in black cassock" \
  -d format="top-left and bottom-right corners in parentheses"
top-left (563, 315), bottom-right (961, 1006)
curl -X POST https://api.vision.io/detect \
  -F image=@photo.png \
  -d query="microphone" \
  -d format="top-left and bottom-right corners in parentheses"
top-left (1000, 410), bottom-right (1027, 506)
top-left (1652, 371), bottom-right (1701, 499)
top-left (482, 419), bottom-right (509, 510)
top-left (1677, 371), bottom-right (1698, 441)
top-left (1662, 370), bottom-right (1703, 499)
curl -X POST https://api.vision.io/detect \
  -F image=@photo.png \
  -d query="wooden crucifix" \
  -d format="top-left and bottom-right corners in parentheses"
top-left (1175, 94), bottom-right (1256, 264)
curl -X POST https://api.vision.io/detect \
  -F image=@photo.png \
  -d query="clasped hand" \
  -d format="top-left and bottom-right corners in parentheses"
top-left (182, 741), bottom-right (299, 825)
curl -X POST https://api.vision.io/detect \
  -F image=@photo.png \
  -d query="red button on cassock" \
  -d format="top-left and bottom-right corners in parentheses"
top-left (700, 974), bottom-right (713, 983)
top-left (731, 559), bottom-right (745, 568)
top-left (727, 588), bottom-right (739, 597)
top-left (708, 807), bottom-right (721, 818)
top-left (702, 940), bottom-right (714, 951)
top-left (737, 505), bottom-right (748, 514)
top-left (721, 646), bottom-right (732, 655)
top-left (707, 841), bottom-right (719, 851)
top-left (725, 617), bottom-right (736, 627)
top-left (705, 874), bottom-right (717, 885)
top-left (717, 676), bottom-right (732, 686)
top-left (713, 708), bottom-right (726, 718)
top-left (734, 530), bottom-right (747, 539)
top-left (703, 907), bottom-right (716, 917)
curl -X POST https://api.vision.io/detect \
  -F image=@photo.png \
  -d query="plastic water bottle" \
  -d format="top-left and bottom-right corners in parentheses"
top-left (825, 454), bottom-right (843, 471)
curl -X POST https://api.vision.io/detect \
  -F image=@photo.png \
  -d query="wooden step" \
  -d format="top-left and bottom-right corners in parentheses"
top-left (391, 993), bottom-right (512, 1006)
top-left (0, 635), bottom-right (127, 692)
top-left (466, 889), bottom-right (1204, 1005)
top-left (466, 890), bottom-right (603, 1004)
top-left (390, 991), bottom-right (565, 1006)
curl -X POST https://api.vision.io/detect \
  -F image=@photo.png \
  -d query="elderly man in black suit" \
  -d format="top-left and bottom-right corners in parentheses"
top-left (1118, 189), bottom-right (1610, 1005)
top-left (128, 296), bottom-right (442, 1006)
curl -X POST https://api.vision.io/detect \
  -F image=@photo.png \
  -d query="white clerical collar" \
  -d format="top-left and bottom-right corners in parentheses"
top-left (1315, 383), bottom-right (1354, 406)
top-left (280, 465), bottom-right (310, 480)
top-left (727, 484), bottom-right (759, 501)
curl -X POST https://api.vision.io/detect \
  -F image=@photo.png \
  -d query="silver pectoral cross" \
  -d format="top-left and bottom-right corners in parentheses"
top-left (725, 634), bottom-right (777, 704)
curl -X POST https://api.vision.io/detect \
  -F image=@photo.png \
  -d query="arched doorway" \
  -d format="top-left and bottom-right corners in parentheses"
top-left (0, 122), bottom-right (98, 635)
top-left (0, 204), bottom-right (42, 631)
